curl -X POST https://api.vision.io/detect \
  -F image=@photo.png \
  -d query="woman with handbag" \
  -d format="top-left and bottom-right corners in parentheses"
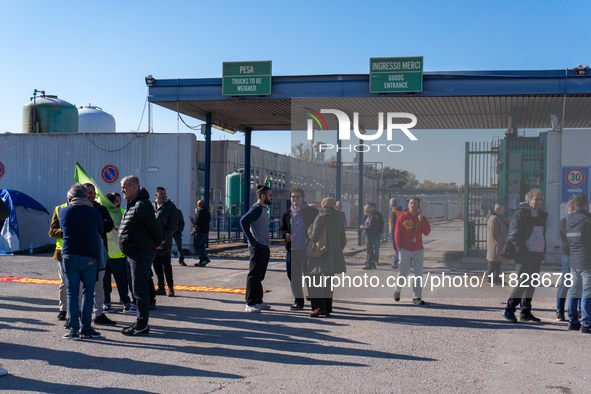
top-left (307, 197), bottom-right (347, 317)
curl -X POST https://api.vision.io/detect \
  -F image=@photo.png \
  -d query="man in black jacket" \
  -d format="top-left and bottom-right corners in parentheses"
top-left (503, 189), bottom-right (548, 323)
top-left (152, 187), bottom-right (178, 297)
top-left (119, 175), bottom-right (163, 336)
top-left (370, 202), bottom-right (384, 266)
top-left (173, 205), bottom-right (186, 266)
top-left (279, 187), bottom-right (318, 310)
top-left (192, 200), bottom-right (211, 267)
top-left (565, 194), bottom-right (591, 333)
top-left (83, 183), bottom-right (116, 326)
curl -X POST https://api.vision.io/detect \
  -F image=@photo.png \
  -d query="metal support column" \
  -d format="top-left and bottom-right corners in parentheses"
top-left (244, 127), bottom-right (252, 214)
top-left (336, 127), bottom-right (342, 201)
top-left (463, 142), bottom-right (470, 257)
top-left (204, 112), bottom-right (212, 212)
top-left (358, 138), bottom-right (364, 246)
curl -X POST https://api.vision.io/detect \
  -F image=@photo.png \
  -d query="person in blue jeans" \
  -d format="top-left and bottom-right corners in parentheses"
top-left (59, 183), bottom-right (104, 339)
top-left (565, 194), bottom-right (591, 333)
top-left (191, 200), bottom-right (211, 267)
top-left (557, 199), bottom-right (575, 321)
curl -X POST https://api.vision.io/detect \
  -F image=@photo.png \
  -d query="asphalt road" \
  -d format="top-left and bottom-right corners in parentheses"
top-left (1, 221), bottom-right (589, 393)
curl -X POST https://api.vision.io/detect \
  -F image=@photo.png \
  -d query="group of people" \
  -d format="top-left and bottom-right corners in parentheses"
top-left (35, 177), bottom-right (591, 335)
top-left (486, 189), bottom-right (591, 333)
top-left (50, 176), bottom-right (193, 339)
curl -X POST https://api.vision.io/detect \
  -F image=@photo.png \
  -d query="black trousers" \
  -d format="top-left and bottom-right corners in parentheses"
top-left (246, 245), bottom-right (270, 306)
top-left (153, 253), bottom-right (174, 289)
top-left (365, 235), bottom-right (376, 266)
top-left (173, 233), bottom-right (184, 263)
top-left (103, 257), bottom-right (131, 305)
top-left (506, 251), bottom-right (544, 315)
top-left (487, 261), bottom-right (502, 282)
top-left (308, 274), bottom-right (334, 312)
top-left (127, 250), bottom-right (156, 327)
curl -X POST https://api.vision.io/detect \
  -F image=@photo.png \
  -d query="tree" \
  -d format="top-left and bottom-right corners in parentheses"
top-left (291, 142), bottom-right (313, 162)
top-left (382, 167), bottom-right (419, 188)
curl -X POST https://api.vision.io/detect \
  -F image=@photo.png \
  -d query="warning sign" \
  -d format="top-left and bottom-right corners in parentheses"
top-left (101, 165), bottom-right (119, 184)
top-left (561, 167), bottom-right (589, 203)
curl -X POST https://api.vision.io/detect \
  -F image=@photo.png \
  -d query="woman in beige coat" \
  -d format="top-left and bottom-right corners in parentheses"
top-left (486, 203), bottom-right (509, 284)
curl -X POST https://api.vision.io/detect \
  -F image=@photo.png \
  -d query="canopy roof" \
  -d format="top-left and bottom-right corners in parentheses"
top-left (148, 69), bottom-right (591, 132)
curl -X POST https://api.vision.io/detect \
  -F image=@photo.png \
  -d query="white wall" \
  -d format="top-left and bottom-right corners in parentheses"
top-left (545, 128), bottom-right (591, 263)
top-left (0, 133), bottom-right (197, 245)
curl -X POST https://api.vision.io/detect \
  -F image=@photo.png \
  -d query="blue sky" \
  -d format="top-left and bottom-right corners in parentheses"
top-left (2, 1), bottom-right (589, 184)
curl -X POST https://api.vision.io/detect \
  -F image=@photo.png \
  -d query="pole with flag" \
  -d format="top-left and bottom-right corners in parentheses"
top-left (74, 162), bottom-right (124, 258)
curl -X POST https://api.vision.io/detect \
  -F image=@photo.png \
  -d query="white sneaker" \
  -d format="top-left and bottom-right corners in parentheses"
top-left (245, 304), bottom-right (261, 313)
top-left (0, 364), bottom-right (7, 376)
top-left (256, 302), bottom-right (271, 310)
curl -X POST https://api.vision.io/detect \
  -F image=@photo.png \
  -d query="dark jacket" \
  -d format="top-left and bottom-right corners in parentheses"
top-left (507, 202), bottom-right (548, 255)
top-left (119, 188), bottom-right (163, 256)
top-left (175, 207), bottom-right (185, 235)
top-left (361, 212), bottom-right (378, 237)
top-left (279, 204), bottom-right (319, 251)
top-left (307, 207), bottom-right (347, 275)
top-left (153, 199), bottom-right (179, 256)
top-left (565, 208), bottom-right (591, 270)
top-left (374, 210), bottom-right (384, 234)
top-left (60, 202), bottom-right (104, 258)
top-left (94, 201), bottom-right (114, 251)
top-left (193, 207), bottom-right (210, 234)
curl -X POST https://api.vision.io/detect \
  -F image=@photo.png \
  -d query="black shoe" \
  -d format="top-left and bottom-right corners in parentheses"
top-left (57, 311), bottom-right (67, 321)
top-left (80, 327), bottom-right (101, 339)
top-left (568, 321), bottom-right (581, 331)
top-left (412, 298), bottom-right (425, 305)
top-left (179, 261), bottom-right (187, 266)
top-left (556, 310), bottom-right (566, 321)
top-left (122, 324), bottom-right (149, 336)
top-left (290, 303), bottom-right (304, 310)
top-left (519, 313), bottom-right (541, 323)
top-left (580, 325), bottom-right (591, 334)
top-left (94, 313), bottom-right (116, 325)
top-left (394, 291), bottom-right (401, 302)
top-left (155, 288), bottom-right (167, 295)
top-left (362, 265), bottom-right (372, 270)
top-left (503, 310), bottom-right (517, 323)
top-left (62, 330), bottom-right (79, 340)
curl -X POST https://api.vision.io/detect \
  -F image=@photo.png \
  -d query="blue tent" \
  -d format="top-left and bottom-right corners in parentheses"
top-left (0, 189), bottom-right (51, 254)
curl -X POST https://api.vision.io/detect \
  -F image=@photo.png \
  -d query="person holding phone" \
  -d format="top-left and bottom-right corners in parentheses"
top-left (393, 197), bottom-right (431, 305)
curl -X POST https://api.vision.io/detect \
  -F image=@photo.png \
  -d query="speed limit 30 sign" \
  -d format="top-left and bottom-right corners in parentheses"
top-left (562, 167), bottom-right (589, 203)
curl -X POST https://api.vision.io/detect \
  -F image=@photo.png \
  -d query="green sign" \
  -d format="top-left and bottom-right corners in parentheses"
top-left (222, 61), bottom-right (272, 96)
top-left (369, 57), bottom-right (423, 93)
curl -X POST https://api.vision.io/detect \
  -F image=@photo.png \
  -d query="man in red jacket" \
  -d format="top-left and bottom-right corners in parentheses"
top-left (393, 197), bottom-right (431, 305)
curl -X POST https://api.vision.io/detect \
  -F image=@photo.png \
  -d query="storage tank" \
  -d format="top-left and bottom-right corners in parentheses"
top-left (226, 170), bottom-right (244, 215)
top-left (78, 104), bottom-right (116, 133)
top-left (22, 95), bottom-right (78, 134)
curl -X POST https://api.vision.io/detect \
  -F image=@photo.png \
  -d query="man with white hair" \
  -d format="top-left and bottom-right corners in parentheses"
top-left (503, 189), bottom-right (548, 323)
top-left (119, 175), bottom-right (163, 335)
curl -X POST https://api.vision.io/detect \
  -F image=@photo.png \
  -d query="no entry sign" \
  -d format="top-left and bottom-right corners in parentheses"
top-left (0, 161), bottom-right (4, 178)
top-left (101, 165), bottom-right (119, 184)
top-left (561, 167), bottom-right (589, 203)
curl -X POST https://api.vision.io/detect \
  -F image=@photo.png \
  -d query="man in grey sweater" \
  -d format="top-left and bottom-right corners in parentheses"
top-left (240, 185), bottom-right (273, 313)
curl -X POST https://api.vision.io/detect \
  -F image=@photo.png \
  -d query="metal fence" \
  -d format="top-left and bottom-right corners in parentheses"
top-left (464, 141), bottom-right (500, 257)
top-left (206, 215), bottom-right (283, 244)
